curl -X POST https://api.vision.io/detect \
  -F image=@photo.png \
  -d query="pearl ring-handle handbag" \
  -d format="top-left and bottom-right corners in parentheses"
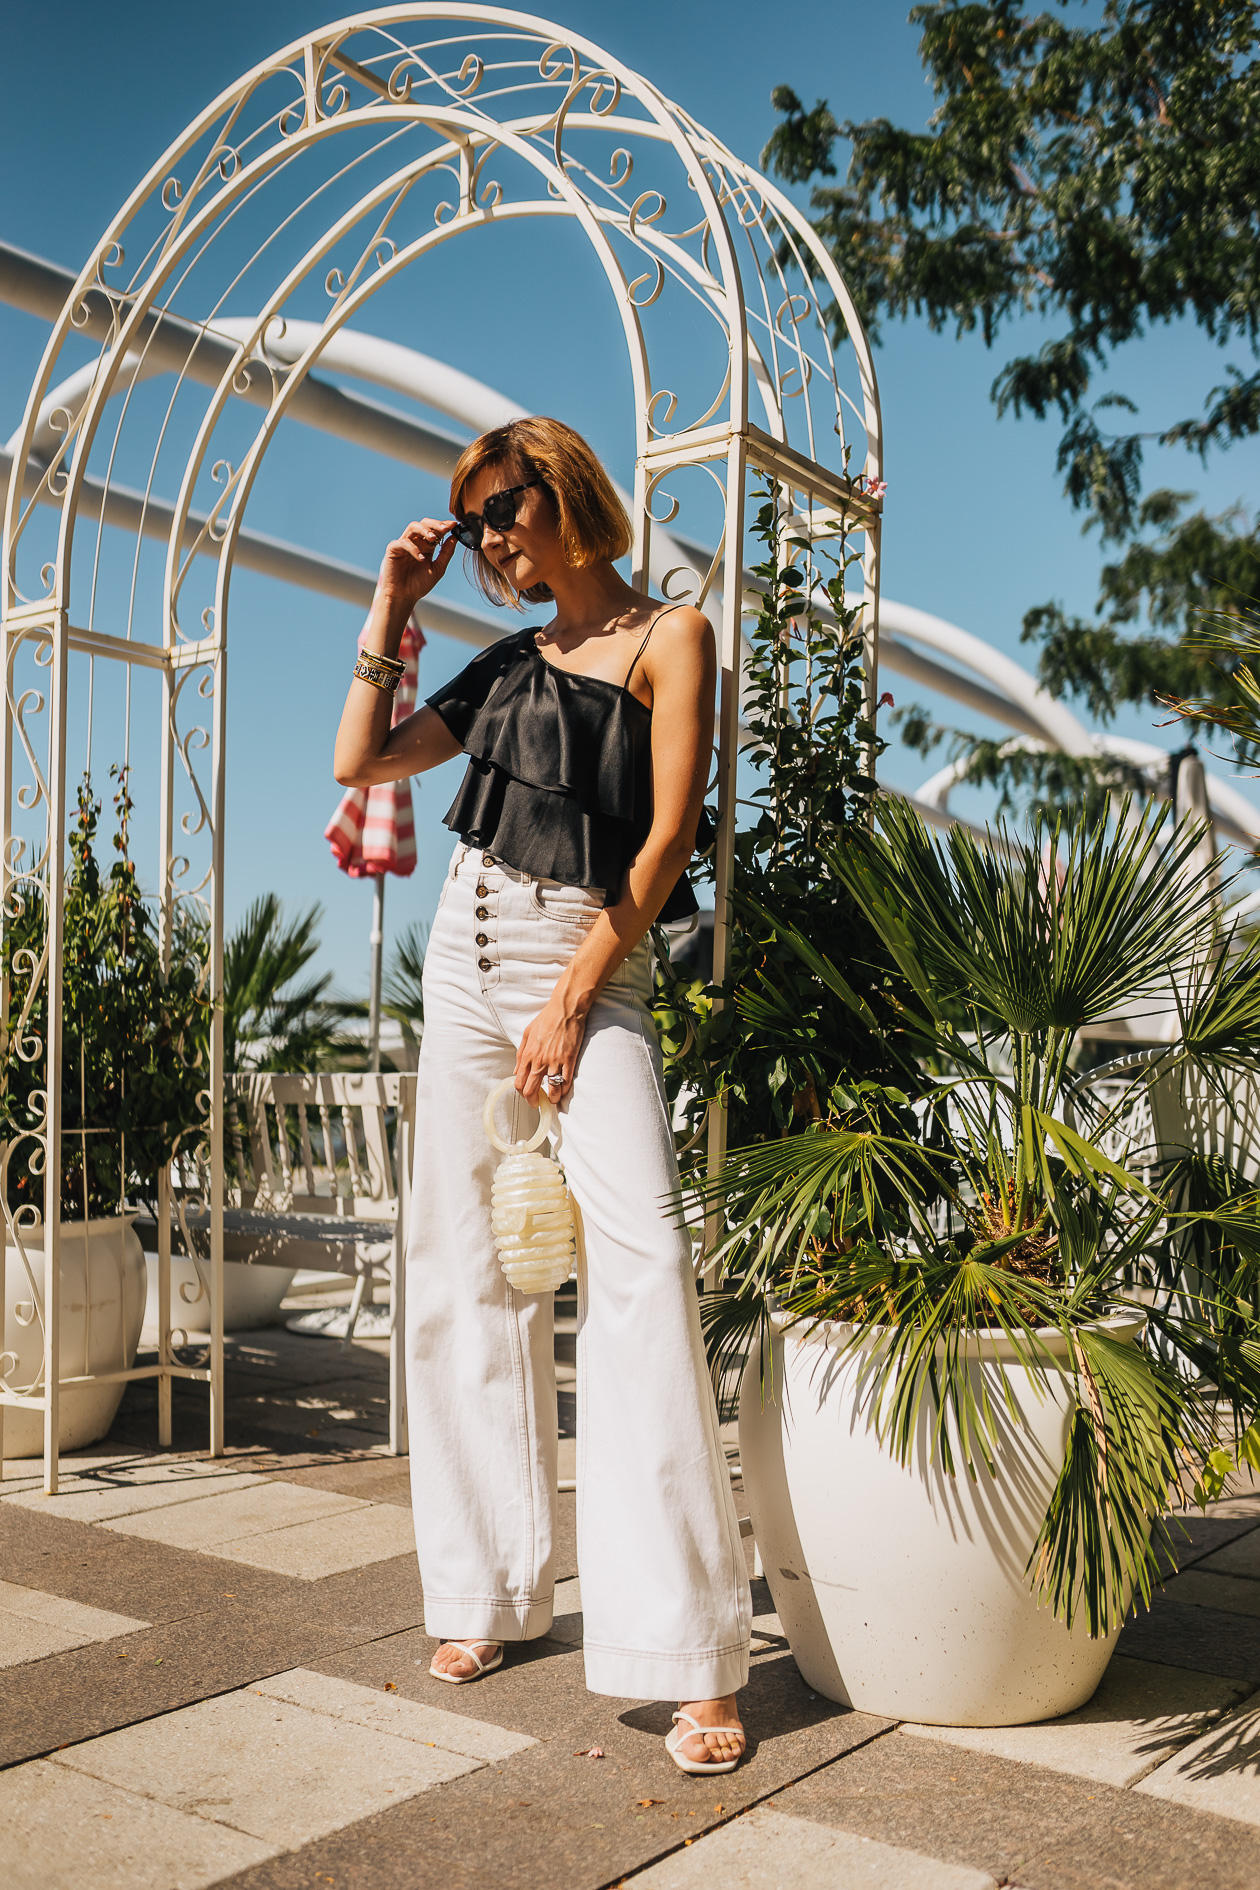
top-left (482, 1075), bottom-right (577, 1293)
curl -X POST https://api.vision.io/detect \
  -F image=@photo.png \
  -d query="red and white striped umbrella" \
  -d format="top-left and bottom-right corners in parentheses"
top-left (324, 618), bottom-right (425, 878)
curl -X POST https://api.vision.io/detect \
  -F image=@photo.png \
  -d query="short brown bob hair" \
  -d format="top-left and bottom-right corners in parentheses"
top-left (449, 416), bottom-right (632, 608)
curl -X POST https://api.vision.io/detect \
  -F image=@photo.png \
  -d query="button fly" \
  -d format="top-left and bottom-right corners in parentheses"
top-left (475, 905), bottom-right (489, 920)
top-left (476, 884), bottom-right (488, 899)
top-left (478, 956), bottom-right (492, 971)
top-left (475, 932), bottom-right (489, 947)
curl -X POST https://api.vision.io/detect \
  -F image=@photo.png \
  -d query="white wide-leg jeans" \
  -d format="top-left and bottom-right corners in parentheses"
top-left (405, 841), bottom-right (751, 1701)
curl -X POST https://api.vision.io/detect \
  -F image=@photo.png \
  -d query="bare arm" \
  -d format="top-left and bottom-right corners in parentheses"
top-left (333, 519), bottom-right (463, 787)
top-left (514, 606), bottom-right (716, 1102)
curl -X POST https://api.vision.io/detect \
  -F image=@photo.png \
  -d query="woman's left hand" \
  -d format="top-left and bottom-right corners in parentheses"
top-left (515, 991), bottom-right (588, 1106)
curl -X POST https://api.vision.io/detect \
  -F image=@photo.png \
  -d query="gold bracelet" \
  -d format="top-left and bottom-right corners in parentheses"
top-left (354, 654), bottom-right (403, 694)
top-left (361, 646), bottom-right (405, 672)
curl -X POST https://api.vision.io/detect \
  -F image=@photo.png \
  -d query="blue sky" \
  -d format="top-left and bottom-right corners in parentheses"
top-left (3, 1), bottom-right (1258, 996)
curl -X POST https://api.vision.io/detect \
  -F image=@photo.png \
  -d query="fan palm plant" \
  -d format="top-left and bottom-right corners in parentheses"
top-left (221, 895), bottom-right (352, 1072)
top-left (692, 796), bottom-right (1260, 1640)
top-left (380, 921), bottom-right (426, 1060)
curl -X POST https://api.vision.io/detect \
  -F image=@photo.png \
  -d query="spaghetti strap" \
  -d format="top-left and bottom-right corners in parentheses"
top-left (622, 601), bottom-right (688, 692)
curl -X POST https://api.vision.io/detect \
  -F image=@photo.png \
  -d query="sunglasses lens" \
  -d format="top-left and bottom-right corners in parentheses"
top-left (483, 490), bottom-right (517, 532)
top-left (453, 518), bottom-right (481, 550)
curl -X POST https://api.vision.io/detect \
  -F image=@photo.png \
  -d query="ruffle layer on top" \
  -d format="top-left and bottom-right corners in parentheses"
top-left (427, 629), bottom-right (698, 918)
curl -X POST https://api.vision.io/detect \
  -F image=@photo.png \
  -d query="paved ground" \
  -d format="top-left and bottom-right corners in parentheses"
top-left (4, 1291), bottom-right (1260, 1889)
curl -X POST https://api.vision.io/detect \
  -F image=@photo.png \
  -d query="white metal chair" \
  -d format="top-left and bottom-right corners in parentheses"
top-left (161, 1072), bottom-right (415, 1453)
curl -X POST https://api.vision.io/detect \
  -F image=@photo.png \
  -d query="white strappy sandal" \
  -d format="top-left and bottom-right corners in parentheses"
top-left (665, 1709), bottom-right (746, 1774)
top-left (427, 1639), bottom-right (503, 1684)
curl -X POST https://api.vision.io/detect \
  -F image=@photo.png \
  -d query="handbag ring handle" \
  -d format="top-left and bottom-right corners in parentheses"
top-left (483, 1073), bottom-right (559, 1155)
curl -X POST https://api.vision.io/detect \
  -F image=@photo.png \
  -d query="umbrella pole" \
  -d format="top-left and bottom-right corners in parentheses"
top-left (368, 874), bottom-right (385, 1073)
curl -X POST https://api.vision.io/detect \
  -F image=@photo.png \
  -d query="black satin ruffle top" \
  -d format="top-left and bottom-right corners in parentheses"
top-left (426, 627), bottom-right (698, 921)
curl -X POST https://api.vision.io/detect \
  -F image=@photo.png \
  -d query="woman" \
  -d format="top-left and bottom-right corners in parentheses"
top-left (334, 417), bottom-right (751, 1773)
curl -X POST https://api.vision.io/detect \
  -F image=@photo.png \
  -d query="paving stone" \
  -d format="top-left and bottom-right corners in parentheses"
top-left (0, 1582), bottom-right (148, 1668)
top-left (102, 1479), bottom-right (362, 1548)
top-left (1200, 1527), bottom-right (1260, 1579)
top-left (205, 1655), bottom-right (891, 1890)
top-left (275, 1459), bottom-right (412, 1506)
top-left (3, 1467), bottom-right (267, 1524)
top-left (0, 1613), bottom-right (99, 1666)
top-left (1118, 1596), bottom-right (1260, 1685)
top-left (1165, 1568), bottom-right (1260, 1617)
top-left (0, 1535), bottom-right (423, 1766)
top-left (224, 1388), bottom-right (386, 1439)
top-left (626, 1806), bottom-right (997, 1888)
top-left (53, 1682), bottom-right (483, 1849)
top-left (1206, 1483), bottom-right (1260, 1513)
top-left (222, 1328), bottom-right (391, 1385)
top-left (0, 1501), bottom-right (279, 1625)
top-left (777, 1724), bottom-right (1260, 1890)
top-left (550, 1576), bottom-right (583, 1643)
top-left (1, 1758), bottom-right (273, 1890)
top-left (1, 1447), bottom-right (133, 1487)
top-left (255, 1667), bottom-right (535, 1761)
top-left (1137, 1685), bottom-right (1260, 1827)
top-left (314, 1624), bottom-right (582, 1740)
top-left (212, 1502), bottom-right (417, 1578)
top-left (899, 1655), bottom-right (1244, 1787)
top-left (242, 1444), bottom-right (386, 1475)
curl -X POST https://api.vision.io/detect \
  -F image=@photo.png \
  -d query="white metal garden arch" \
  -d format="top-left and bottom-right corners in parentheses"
top-left (1, 7), bottom-right (883, 1488)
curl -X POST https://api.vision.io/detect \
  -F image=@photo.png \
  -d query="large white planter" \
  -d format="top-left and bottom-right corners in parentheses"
top-left (739, 1311), bottom-right (1146, 1726)
top-left (2, 1216), bottom-right (146, 1457)
top-left (142, 1255), bottom-right (296, 1334)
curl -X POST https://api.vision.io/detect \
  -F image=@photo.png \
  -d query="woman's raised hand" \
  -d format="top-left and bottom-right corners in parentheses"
top-left (378, 519), bottom-right (458, 615)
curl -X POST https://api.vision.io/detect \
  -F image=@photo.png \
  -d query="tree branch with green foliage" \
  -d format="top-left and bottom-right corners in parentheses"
top-left (765, 1), bottom-right (1260, 801)
top-left (653, 479), bottom-right (920, 1144)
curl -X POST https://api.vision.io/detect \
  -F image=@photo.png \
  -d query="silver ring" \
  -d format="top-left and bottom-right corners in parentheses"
top-left (546, 1071), bottom-right (565, 1083)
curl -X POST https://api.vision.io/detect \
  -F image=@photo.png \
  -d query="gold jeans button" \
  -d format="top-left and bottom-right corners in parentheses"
top-left (475, 932), bottom-right (489, 947)
top-left (478, 956), bottom-right (492, 971)
top-left (475, 905), bottom-right (489, 920)
top-left (481, 851), bottom-right (494, 866)
top-left (475, 884), bottom-right (488, 899)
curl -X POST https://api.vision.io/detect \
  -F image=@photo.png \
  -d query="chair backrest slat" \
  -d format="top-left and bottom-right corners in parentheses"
top-left (273, 1100), bottom-right (295, 1200)
top-left (340, 1102), bottom-right (365, 1197)
top-left (316, 1096), bottom-right (338, 1191)
top-left (247, 1086), bottom-right (278, 1200)
top-left (297, 1104), bottom-right (318, 1198)
top-left (223, 1071), bottom-right (416, 1220)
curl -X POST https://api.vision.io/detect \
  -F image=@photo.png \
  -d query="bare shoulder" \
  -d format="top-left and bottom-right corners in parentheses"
top-left (646, 602), bottom-right (713, 667)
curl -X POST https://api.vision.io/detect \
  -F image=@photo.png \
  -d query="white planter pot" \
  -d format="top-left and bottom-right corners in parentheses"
top-left (739, 1311), bottom-right (1146, 1726)
top-left (1, 1216), bottom-right (146, 1458)
top-left (143, 1256), bottom-right (296, 1334)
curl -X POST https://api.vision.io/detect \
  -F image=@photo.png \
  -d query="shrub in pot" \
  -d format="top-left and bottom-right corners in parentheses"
top-left (654, 478), bottom-right (927, 1150)
top-left (694, 798), bottom-right (1260, 1723)
top-left (1, 771), bottom-right (209, 1453)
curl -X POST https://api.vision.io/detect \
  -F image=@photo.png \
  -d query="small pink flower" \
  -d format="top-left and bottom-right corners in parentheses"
top-left (878, 691), bottom-right (895, 710)
top-left (866, 478), bottom-right (888, 500)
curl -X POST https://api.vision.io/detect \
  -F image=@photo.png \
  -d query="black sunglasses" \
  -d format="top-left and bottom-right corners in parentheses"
top-left (452, 480), bottom-right (543, 551)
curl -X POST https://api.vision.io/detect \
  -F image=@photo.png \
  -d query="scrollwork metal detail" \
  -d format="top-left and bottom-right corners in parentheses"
top-left (0, 10), bottom-right (880, 1466)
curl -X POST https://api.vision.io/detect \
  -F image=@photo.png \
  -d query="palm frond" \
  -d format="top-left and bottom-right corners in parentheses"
top-left (830, 798), bottom-right (1221, 1042)
top-left (1028, 1330), bottom-right (1197, 1636)
top-left (382, 922), bottom-right (427, 1035)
